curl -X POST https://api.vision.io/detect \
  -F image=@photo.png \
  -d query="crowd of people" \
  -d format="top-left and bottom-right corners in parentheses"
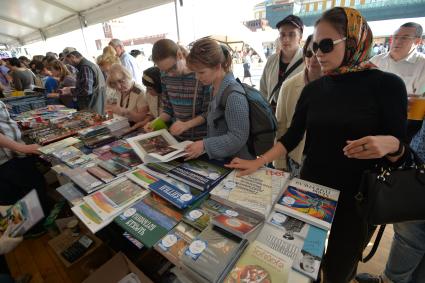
top-left (0, 5), bottom-right (424, 283)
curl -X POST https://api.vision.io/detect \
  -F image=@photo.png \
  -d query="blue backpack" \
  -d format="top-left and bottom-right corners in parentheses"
top-left (215, 78), bottom-right (277, 156)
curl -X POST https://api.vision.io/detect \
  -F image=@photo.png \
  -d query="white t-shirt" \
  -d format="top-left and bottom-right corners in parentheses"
top-left (370, 50), bottom-right (425, 95)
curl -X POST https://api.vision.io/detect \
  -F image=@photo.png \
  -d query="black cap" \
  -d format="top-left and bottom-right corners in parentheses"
top-left (142, 67), bottom-right (162, 94)
top-left (276, 15), bottom-right (304, 32)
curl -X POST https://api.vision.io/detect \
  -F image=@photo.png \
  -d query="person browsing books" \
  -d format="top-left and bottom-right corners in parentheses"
top-left (144, 39), bottom-right (210, 141)
top-left (274, 34), bottom-right (322, 176)
top-left (226, 7), bottom-right (409, 283)
top-left (184, 38), bottom-right (253, 161)
top-left (106, 64), bottom-right (150, 125)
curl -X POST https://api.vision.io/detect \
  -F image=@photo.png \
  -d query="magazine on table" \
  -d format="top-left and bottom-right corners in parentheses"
top-left (126, 129), bottom-right (192, 163)
top-left (3, 189), bottom-right (44, 237)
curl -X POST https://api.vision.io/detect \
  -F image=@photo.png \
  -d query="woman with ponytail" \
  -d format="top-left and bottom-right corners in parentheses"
top-left (185, 38), bottom-right (253, 160)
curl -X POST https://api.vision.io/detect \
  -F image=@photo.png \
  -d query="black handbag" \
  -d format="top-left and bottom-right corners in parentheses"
top-left (356, 148), bottom-right (425, 262)
top-left (355, 148), bottom-right (425, 225)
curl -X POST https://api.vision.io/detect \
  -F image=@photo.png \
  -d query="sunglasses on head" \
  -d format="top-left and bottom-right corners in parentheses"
top-left (312, 37), bottom-right (346, 54)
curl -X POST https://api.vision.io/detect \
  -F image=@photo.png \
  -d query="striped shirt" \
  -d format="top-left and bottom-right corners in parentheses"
top-left (161, 73), bottom-right (210, 141)
top-left (0, 101), bottom-right (23, 165)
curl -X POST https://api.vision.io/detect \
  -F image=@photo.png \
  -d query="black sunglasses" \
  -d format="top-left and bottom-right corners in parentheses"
top-left (312, 37), bottom-right (346, 54)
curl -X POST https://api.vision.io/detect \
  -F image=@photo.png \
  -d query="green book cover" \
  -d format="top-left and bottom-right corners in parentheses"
top-left (114, 197), bottom-right (179, 248)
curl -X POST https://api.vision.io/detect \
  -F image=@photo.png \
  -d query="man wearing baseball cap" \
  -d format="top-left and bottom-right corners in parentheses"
top-left (260, 15), bottom-right (304, 104)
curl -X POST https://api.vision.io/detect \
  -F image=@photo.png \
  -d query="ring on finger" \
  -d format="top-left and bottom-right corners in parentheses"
top-left (362, 144), bottom-right (367, 151)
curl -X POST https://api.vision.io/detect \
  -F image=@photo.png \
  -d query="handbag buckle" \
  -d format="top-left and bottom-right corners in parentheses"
top-left (355, 192), bottom-right (364, 201)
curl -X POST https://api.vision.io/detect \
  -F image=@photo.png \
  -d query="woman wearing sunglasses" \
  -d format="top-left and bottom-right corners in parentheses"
top-left (274, 34), bottom-right (322, 175)
top-left (227, 7), bottom-right (408, 282)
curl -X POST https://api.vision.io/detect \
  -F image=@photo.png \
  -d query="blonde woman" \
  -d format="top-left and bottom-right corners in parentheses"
top-left (105, 64), bottom-right (149, 124)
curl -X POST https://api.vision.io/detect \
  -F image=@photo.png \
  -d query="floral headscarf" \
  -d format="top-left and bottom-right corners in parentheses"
top-left (326, 7), bottom-right (376, 75)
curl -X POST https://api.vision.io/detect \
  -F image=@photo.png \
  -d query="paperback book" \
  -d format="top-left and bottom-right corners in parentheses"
top-left (211, 210), bottom-right (262, 239)
top-left (267, 211), bottom-right (309, 240)
top-left (71, 201), bottom-right (110, 233)
top-left (168, 158), bottom-right (232, 191)
top-left (183, 199), bottom-right (232, 231)
top-left (3, 189), bottom-right (44, 237)
top-left (38, 137), bottom-right (80, 155)
top-left (52, 146), bottom-right (92, 168)
top-left (84, 177), bottom-right (150, 221)
top-left (181, 225), bottom-right (248, 283)
top-left (291, 225), bottom-right (327, 281)
top-left (224, 239), bottom-right (291, 283)
top-left (98, 159), bottom-right (129, 176)
top-left (155, 222), bottom-right (200, 265)
top-left (148, 178), bottom-right (207, 210)
top-left (275, 178), bottom-right (340, 230)
top-left (56, 182), bottom-right (84, 206)
top-left (114, 196), bottom-right (182, 248)
top-left (126, 167), bottom-right (159, 189)
top-left (64, 167), bottom-right (103, 194)
top-left (87, 165), bottom-right (115, 183)
top-left (210, 167), bottom-right (289, 218)
top-left (126, 129), bottom-right (191, 163)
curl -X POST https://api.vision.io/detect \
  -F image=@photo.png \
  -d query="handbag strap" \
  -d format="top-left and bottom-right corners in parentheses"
top-left (361, 225), bottom-right (386, 263)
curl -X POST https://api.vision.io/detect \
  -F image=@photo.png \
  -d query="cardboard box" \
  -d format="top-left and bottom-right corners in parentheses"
top-left (48, 229), bottom-right (112, 282)
top-left (82, 252), bottom-right (153, 283)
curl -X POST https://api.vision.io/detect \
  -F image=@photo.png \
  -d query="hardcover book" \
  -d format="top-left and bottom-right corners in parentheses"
top-left (275, 178), bottom-right (340, 230)
top-left (87, 165), bottom-right (115, 183)
top-left (181, 225), bottom-right (248, 283)
top-left (64, 167), bottom-right (103, 194)
top-left (292, 225), bottom-right (327, 281)
top-left (183, 199), bottom-right (232, 231)
top-left (84, 177), bottom-right (150, 221)
top-left (155, 222), bottom-right (200, 265)
top-left (114, 196), bottom-right (182, 247)
top-left (224, 239), bottom-right (291, 283)
top-left (168, 158), bottom-right (232, 191)
top-left (211, 210), bottom-right (262, 239)
top-left (210, 167), bottom-right (289, 218)
top-left (98, 159), bottom-right (129, 176)
top-left (148, 179), bottom-right (207, 210)
top-left (126, 129), bottom-right (191, 163)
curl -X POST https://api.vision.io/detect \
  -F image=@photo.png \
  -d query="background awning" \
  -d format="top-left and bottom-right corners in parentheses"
top-left (0, 0), bottom-right (173, 47)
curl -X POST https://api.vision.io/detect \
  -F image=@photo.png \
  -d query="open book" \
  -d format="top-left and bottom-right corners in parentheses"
top-left (126, 129), bottom-right (192, 163)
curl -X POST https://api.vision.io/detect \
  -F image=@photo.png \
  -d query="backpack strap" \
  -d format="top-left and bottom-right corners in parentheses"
top-left (214, 80), bottom-right (245, 127)
top-left (268, 57), bottom-right (303, 104)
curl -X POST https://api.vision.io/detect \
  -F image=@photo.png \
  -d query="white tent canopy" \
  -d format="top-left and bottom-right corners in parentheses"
top-left (0, 0), bottom-right (172, 47)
